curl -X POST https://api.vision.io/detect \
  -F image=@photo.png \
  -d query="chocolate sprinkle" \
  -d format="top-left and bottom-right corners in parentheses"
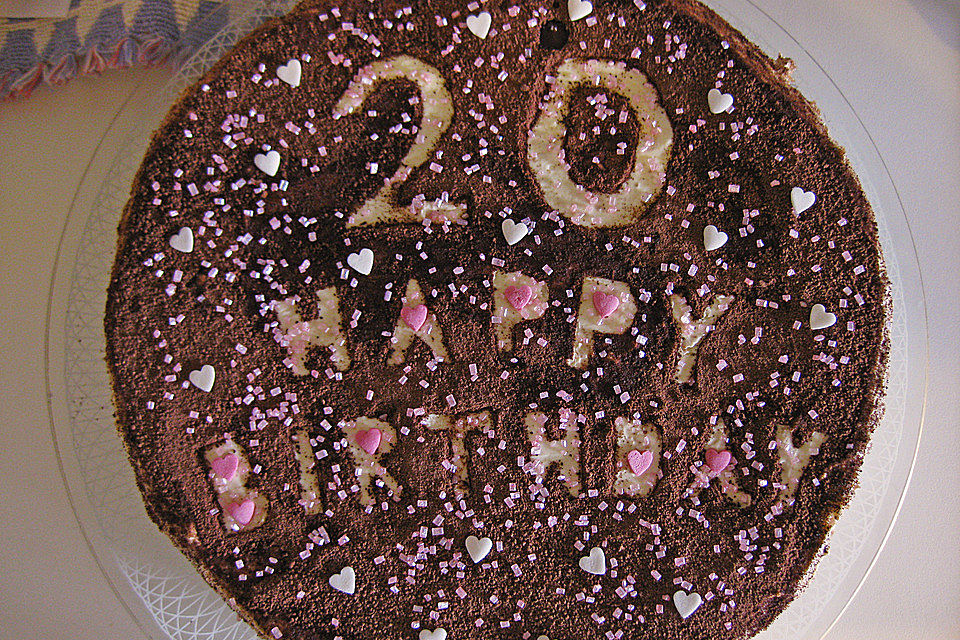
top-left (540, 19), bottom-right (569, 50)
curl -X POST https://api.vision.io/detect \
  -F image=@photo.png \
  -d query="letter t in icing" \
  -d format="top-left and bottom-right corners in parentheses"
top-left (422, 411), bottom-right (493, 495)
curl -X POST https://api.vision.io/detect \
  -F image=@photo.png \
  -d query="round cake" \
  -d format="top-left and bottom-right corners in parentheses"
top-left (105, 1), bottom-right (889, 639)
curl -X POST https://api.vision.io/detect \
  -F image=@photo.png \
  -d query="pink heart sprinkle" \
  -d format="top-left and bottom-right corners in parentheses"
top-left (227, 499), bottom-right (255, 526)
top-left (210, 453), bottom-right (239, 481)
top-left (400, 304), bottom-right (428, 331)
top-left (592, 291), bottom-right (620, 319)
top-left (705, 448), bottom-right (732, 474)
top-left (626, 449), bottom-right (653, 476)
top-left (355, 428), bottom-right (382, 455)
top-left (505, 285), bottom-right (533, 311)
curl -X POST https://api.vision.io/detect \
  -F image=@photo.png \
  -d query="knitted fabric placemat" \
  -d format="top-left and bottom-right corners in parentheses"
top-left (0, 0), bottom-right (256, 99)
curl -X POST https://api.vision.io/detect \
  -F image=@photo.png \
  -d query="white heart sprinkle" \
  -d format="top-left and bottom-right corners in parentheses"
top-left (277, 59), bottom-right (302, 88)
top-left (466, 11), bottom-right (491, 39)
top-left (501, 219), bottom-right (529, 246)
top-left (188, 365), bottom-right (215, 392)
top-left (703, 224), bottom-right (728, 251)
top-left (578, 546), bottom-right (606, 576)
top-left (673, 590), bottom-right (703, 619)
top-left (254, 150), bottom-right (281, 177)
top-left (419, 629), bottom-right (447, 640)
top-left (328, 566), bottom-right (356, 595)
top-left (791, 186), bottom-right (816, 215)
top-left (465, 535), bottom-right (493, 563)
top-left (707, 88), bottom-right (734, 114)
top-left (809, 304), bottom-right (837, 330)
top-left (169, 227), bottom-right (194, 253)
top-left (568, 0), bottom-right (593, 21)
top-left (347, 248), bottom-right (374, 275)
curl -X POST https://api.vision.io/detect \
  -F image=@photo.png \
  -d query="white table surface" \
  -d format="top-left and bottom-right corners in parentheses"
top-left (0, 1), bottom-right (957, 639)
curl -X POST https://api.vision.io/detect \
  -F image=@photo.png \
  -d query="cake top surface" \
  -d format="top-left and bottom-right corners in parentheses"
top-left (105, 1), bottom-right (888, 639)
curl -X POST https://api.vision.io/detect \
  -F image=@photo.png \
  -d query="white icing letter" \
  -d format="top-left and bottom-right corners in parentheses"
top-left (388, 279), bottom-right (450, 365)
top-left (528, 59), bottom-right (673, 227)
top-left (272, 288), bottom-right (350, 375)
top-left (669, 293), bottom-right (734, 383)
top-left (525, 410), bottom-right (582, 497)
top-left (684, 418), bottom-right (752, 508)
top-left (491, 270), bottom-right (549, 351)
top-left (204, 437), bottom-right (268, 531)
top-left (333, 55), bottom-right (464, 226)
top-left (568, 276), bottom-right (637, 369)
top-left (341, 417), bottom-right (401, 506)
top-left (422, 411), bottom-right (493, 495)
top-left (613, 417), bottom-right (661, 497)
top-left (775, 425), bottom-right (826, 507)
top-left (293, 430), bottom-right (323, 515)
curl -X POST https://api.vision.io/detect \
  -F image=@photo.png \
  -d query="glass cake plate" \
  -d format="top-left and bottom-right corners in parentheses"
top-left (46, 1), bottom-right (928, 639)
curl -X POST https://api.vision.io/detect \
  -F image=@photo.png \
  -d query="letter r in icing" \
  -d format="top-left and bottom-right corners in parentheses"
top-left (341, 417), bottom-right (401, 506)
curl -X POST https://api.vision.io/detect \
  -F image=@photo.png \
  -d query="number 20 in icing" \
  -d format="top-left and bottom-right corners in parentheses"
top-left (332, 56), bottom-right (673, 228)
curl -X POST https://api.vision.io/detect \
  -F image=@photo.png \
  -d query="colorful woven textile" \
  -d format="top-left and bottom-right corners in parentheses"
top-left (0, 0), bottom-right (245, 99)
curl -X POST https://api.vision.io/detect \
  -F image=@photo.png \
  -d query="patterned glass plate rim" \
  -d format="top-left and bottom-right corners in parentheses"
top-left (47, 2), bottom-right (928, 639)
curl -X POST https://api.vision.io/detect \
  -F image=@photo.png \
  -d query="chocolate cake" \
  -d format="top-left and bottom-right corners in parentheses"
top-left (105, 1), bottom-right (889, 639)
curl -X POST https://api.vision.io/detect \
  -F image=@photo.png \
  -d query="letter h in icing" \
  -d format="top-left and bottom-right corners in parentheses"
top-left (525, 409), bottom-right (583, 497)
top-left (272, 288), bottom-right (350, 376)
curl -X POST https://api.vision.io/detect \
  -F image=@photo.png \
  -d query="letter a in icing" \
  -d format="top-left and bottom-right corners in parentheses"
top-left (388, 279), bottom-right (450, 365)
top-left (684, 418), bottom-right (752, 508)
top-left (491, 270), bottom-right (548, 350)
top-left (568, 276), bottom-right (637, 369)
top-left (272, 288), bottom-right (350, 375)
top-left (525, 410), bottom-right (582, 496)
